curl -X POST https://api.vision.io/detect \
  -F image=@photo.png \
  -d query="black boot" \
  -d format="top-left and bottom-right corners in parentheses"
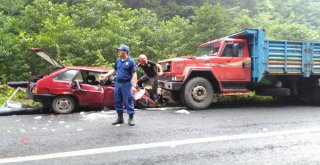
top-left (128, 114), bottom-right (135, 126)
top-left (112, 113), bottom-right (124, 125)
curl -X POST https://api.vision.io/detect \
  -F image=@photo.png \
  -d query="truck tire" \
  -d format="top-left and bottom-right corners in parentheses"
top-left (255, 88), bottom-right (290, 96)
top-left (182, 77), bottom-right (213, 110)
top-left (51, 95), bottom-right (76, 114)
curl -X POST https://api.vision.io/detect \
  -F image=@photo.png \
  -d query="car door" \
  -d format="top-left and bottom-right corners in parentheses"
top-left (72, 70), bottom-right (105, 107)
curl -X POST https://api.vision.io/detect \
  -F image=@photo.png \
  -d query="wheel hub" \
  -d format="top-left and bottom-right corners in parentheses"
top-left (191, 85), bottom-right (207, 102)
top-left (56, 99), bottom-right (71, 111)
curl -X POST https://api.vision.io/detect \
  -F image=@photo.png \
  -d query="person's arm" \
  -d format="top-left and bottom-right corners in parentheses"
top-left (156, 63), bottom-right (163, 76)
top-left (132, 72), bottom-right (137, 87)
top-left (136, 62), bottom-right (141, 68)
top-left (99, 69), bottom-right (115, 80)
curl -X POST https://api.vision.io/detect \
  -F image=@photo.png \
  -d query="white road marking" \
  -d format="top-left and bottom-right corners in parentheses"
top-left (1, 128), bottom-right (320, 164)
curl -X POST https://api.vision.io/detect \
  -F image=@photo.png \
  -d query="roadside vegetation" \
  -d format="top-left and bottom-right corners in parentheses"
top-left (1, 0), bottom-right (320, 82)
top-left (0, 85), bottom-right (40, 107)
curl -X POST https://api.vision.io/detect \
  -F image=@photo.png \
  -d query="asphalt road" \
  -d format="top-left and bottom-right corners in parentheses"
top-left (0, 103), bottom-right (320, 165)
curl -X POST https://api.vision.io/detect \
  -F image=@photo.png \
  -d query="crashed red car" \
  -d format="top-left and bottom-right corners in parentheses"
top-left (27, 48), bottom-right (155, 114)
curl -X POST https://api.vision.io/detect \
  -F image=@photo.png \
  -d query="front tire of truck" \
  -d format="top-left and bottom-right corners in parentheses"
top-left (182, 77), bottom-right (213, 110)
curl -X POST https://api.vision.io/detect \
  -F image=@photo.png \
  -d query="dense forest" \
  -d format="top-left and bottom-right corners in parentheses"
top-left (1, 0), bottom-right (320, 82)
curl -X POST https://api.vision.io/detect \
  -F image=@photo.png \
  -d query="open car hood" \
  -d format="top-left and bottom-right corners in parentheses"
top-left (29, 48), bottom-right (64, 68)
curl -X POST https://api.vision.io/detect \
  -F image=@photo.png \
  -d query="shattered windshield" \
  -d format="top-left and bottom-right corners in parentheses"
top-left (195, 42), bottom-right (220, 57)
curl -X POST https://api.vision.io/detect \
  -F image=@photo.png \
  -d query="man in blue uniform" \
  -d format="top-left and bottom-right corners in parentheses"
top-left (100, 45), bottom-right (137, 126)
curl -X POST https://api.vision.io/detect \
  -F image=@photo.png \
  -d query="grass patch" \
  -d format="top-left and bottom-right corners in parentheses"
top-left (215, 92), bottom-right (274, 105)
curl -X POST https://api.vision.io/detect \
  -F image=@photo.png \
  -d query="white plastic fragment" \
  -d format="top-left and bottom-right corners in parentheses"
top-left (82, 113), bottom-right (115, 120)
top-left (77, 128), bottom-right (83, 131)
top-left (59, 121), bottom-right (65, 124)
top-left (174, 109), bottom-right (190, 115)
top-left (34, 116), bottom-right (42, 120)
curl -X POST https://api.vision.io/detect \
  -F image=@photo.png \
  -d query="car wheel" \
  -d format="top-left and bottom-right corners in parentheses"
top-left (51, 95), bottom-right (76, 114)
top-left (182, 77), bottom-right (213, 110)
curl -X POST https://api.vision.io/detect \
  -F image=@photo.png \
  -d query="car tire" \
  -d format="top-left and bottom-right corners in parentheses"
top-left (51, 95), bottom-right (76, 114)
top-left (182, 77), bottom-right (213, 110)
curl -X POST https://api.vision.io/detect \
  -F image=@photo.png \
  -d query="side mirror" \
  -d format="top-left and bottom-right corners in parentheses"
top-left (71, 80), bottom-right (81, 90)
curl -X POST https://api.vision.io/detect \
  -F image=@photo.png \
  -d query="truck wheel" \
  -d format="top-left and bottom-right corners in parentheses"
top-left (182, 77), bottom-right (213, 110)
top-left (51, 95), bottom-right (76, 114)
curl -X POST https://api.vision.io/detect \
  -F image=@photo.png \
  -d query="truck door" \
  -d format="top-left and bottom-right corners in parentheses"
top-left (217, 42), bottom-right (251, 81)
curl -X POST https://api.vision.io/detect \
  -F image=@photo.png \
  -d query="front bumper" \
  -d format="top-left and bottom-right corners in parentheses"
top-left (158, 80), bottom-right (183, 91)
top-left (32, 94), bottom-right (56, 107)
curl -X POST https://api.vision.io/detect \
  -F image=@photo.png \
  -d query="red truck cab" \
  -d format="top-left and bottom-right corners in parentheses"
top-left (158, 38), bottom-right (252, 109)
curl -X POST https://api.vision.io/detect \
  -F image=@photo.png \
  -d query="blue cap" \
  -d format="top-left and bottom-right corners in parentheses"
top-left (117, 45), bottom-right (129, 51)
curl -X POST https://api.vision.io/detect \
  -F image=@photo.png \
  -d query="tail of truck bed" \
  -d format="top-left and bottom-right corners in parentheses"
top-left (227, 29), bottom-right (320, 83)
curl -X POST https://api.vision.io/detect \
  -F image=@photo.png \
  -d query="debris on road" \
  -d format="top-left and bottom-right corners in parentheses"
top-left (34, 116), bottom-right (42, 120)
top-left (81, 112), bottom-right (115, 121)
top-left (20, 137), bottom-right (29, 143)
top-left (19, 129), bottom-right (26, 133)
top-left (77, 128), bottom-right (83, 131)
top-left (58, 121), bottom-right (65, 124)
top-left (144, 107), bottom-right (188, 111)
top-left (174, 109), bottom-right (191, 115)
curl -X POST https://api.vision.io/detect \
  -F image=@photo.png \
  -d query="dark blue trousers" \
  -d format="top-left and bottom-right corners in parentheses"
top-left (114, 82), bottom-right (134, 114)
